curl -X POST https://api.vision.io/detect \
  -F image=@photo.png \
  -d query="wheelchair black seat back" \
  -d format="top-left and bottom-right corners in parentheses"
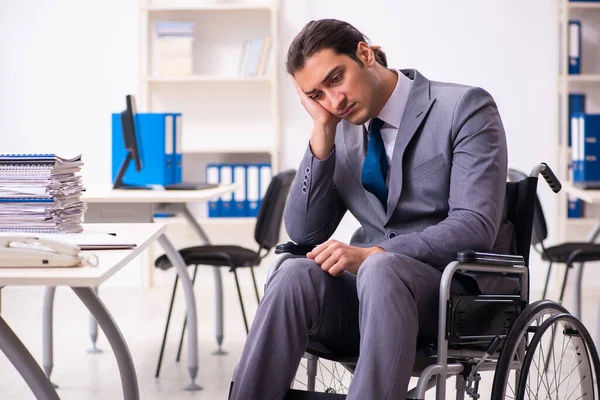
top-left (274, 163), bottom-right (600, 400)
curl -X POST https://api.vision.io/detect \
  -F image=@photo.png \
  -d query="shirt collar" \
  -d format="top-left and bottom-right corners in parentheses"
top-left (365, 70), bottom-right (413, 131)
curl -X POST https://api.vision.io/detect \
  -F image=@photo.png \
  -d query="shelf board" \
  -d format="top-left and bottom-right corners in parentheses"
top-left (145, 75), bottom-right (273, 83)
top-left (560, 74), bottom-right (600, 83)
top-left (567, 2), bottom-right (600, 9)
top-left (143, 3), bottom-right (276, 12)
top-left (565, 217), bottom-right (600, 226)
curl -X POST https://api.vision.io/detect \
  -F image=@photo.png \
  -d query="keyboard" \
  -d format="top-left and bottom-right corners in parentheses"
top-left (163, 182), bottom-right (219, 190)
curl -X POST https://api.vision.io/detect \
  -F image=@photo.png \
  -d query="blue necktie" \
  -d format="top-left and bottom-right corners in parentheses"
top-left (361, 118), bottom-right (388, 211)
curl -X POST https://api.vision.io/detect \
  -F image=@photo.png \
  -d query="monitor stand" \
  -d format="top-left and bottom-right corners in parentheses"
top-left (112, 151), bottom-right (152, 190)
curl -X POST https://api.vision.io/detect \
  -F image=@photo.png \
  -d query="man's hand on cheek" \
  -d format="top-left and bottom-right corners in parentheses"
top-left (307, 240), bottom-right (386, 276)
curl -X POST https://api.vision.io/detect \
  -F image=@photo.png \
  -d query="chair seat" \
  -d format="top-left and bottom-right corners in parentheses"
top-left (542, 242), bottom-right (600, 264)
top-left (154, 245), bottom-right (260, 271)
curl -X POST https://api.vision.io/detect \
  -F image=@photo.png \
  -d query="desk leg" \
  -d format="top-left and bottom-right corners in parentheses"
top-left (182, 205), bottom-right (225, 354)
top-left (0, 315), bottom-right (60, 400)
top-left (71, 287), bottom-right (140, 400)
top-left (158, 234), bottom-right (203, 391)
top-left (42, 287), bottom-right (58, 388)
top-left (88, 287), bottom-right (103, 353)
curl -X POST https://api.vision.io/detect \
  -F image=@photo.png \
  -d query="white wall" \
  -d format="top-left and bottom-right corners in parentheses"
top-left (0, 0), bottom-right (565, 291)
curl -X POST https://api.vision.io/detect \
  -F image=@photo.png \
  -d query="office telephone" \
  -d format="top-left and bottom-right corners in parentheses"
top-left (0, 234), bottom-right (84, 267)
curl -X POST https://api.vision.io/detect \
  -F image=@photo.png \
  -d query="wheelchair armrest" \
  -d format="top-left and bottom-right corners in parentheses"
top-left (456, 250), bottom-right (525, 267)
top-left (274, 241), bottom-right (316, 256)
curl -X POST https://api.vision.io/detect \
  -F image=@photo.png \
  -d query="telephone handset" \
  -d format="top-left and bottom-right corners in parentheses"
top-left (0, 234), bottom-right (84, 268)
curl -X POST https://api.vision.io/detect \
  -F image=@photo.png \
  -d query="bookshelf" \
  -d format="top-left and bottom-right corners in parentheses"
top-left (557, 1), bottom-right (600, 241)
top-left (139, 0), bottom-right (281, 175)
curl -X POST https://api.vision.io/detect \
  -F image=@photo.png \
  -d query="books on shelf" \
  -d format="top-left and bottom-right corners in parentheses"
top-left (0, 154), bottom-right (87, 233)
top-left (155, 21), bottom-right (195, 76)
top-left (239, 36), bottom-right (271, 76)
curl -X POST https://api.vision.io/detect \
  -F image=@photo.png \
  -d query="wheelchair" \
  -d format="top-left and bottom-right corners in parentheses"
top-left (269, 163), bottom-right (600, 400)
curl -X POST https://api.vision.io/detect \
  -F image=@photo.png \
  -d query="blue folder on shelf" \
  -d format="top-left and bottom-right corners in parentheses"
top-left (569, 20), bottom-right (581, 75)
top-left (572, 112), bottom-right (600, 188)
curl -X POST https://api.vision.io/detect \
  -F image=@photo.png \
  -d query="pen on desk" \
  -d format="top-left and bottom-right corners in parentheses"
top-left (107, 233), bottom-right (117, 236)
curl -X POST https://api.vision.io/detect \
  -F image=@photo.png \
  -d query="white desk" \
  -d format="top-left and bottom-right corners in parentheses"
top-left (559, 183), bottom-right (600, 344)
top-left (0, 222), bottom-right (165, 400)
top-left (77, 184), bottom-right (237, 389)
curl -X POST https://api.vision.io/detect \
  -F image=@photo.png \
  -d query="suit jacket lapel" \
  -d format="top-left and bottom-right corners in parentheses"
top-left (385, 69), bottom-right (436, 222)
top-left (340, 121), bottom-right (386, 222)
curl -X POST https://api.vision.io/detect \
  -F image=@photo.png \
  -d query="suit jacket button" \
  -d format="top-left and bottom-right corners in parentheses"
top-left (388, 232), bottom-right (397, 239)
top-left (305, 167), bottom-right (311, 174)
top-left (302, 187), bottom-right (307, 194)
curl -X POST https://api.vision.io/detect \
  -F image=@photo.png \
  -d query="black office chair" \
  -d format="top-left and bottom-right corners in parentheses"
top-left (508, 168), bottom-right (600, 306)
top-left (153, 169), bottom-right (296, 378)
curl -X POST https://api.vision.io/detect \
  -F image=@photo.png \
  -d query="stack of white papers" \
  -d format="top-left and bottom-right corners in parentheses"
top-left (0, 154), bottom-right (87, 233)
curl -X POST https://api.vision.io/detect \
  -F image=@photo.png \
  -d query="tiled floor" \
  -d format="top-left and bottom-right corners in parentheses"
top-left (0, 263), bottom-right (598, 399)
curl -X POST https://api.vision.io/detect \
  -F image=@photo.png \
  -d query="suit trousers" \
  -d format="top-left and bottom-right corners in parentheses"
top-left (229, 252), bottom-right (471, 400)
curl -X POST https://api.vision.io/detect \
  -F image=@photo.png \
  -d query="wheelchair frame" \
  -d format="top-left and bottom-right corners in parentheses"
top-left (267, 253), bottom-right (528, 400)
top-left (265, 163), bottom-right (600, 400)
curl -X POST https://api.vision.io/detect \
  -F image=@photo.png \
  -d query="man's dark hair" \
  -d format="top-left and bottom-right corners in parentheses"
top-left (285, 19), bottom-right (388, 75)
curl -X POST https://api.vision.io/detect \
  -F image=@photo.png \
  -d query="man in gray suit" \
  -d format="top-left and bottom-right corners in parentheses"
top-left (230, 19), bottom-right (514, 400)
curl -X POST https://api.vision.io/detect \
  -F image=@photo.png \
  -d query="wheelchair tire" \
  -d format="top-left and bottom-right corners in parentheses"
top-left (515, 312), bottom-right (600, 399)
top-left (491, 299), bottom-right (568, 399)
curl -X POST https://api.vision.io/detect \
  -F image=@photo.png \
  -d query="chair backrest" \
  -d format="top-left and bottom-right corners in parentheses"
top-left (505, 175), bottom-right (540, 267)
top-left (254, 169), bottom-right (297, 250)
top-left (508, 169), bottom-right (548, 246)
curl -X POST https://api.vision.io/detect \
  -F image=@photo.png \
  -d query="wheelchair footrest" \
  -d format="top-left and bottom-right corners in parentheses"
top-left (284, 389), bottom-right (346, 399)
top-left (447, 295), bottom-right (525, 347)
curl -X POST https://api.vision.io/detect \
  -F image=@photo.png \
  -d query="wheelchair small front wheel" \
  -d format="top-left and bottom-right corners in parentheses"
top-left (516, 312), bottom-right (600, 400)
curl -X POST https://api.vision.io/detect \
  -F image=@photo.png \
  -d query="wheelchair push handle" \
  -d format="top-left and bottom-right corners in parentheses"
top-left (531, 163), bottom-right (561, 193)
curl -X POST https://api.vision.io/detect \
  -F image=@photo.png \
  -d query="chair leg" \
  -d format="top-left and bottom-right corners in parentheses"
top-left (155, 273), bottom-right (179, 378)
top-left (176, 264), bottom-right (200, 362)
top-left (558, 263), bottom-right (571, 305)
top-left (249, 267), bottom-right (261, 304)
top-left (233, 270), bottom-right (250, 334)
top-left (542, 262), bottom-right (553, 299)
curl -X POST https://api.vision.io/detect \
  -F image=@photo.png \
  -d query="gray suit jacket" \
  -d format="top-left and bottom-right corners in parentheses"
top-left (284, 69), bottom-right (515, 294)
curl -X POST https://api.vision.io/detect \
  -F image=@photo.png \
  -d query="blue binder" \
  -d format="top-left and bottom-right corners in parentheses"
top-left (233, 164), bottom-right (247, 217)
top-left (206, 164), bottom-right (220, 217)
top-left (246, 164), bottom-right (260, 217)
top-left (574, 113), bottom-right (600, 188)
top-left (112, 113), bottom-right (181, 186)
top-left (568, 93), bottom-right (585, 147)
top-left (569, 20), bottom-right (581, 75)
top-left (218, 164), bottom-right (234, 217)
top-left (173, 114), bottom-right (183, 184)
top-left (568, 195), bottom-right (584, 218)
top-left (258, 163), bottom-right (272, 214)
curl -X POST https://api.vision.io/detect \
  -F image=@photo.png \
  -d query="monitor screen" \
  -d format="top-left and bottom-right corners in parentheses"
top-left (120, 94), bottom-right (143, 172)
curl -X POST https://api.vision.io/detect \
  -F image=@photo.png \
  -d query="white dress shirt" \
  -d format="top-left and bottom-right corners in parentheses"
top-left (364, 70), bottom-right (413, 168)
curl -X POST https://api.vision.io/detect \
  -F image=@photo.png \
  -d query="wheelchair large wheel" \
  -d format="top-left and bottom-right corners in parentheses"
top-left (292, 356), bottom-right (353, 394)
top-left (516, 312), bottom-right (600, 399)
top-left (492, 299), bottom-right (600, 399)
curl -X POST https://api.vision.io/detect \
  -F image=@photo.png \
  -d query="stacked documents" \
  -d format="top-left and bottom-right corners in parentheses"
top-left (0, 154), bottom-right (87, 233)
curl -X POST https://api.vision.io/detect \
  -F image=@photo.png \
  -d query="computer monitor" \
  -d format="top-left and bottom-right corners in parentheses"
top-left (113, 94), bottom-right (145, 189)
top-left (112, 95), bottom-right (218, 191)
